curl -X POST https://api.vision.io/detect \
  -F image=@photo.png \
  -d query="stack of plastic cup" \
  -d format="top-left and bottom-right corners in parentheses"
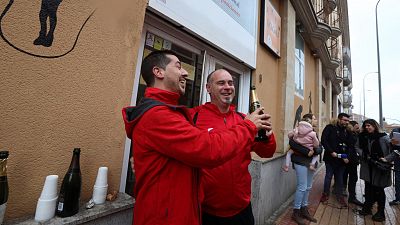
top-left (92, 167), bottom-right (108, 205)
top-left (34, 175), bottom-right (58, 222)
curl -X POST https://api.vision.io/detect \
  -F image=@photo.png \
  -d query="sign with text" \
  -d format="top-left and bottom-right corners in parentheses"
top-left (148, 0), bottom-right (258, 68)
top-left (260, 0), bottom-right (281, 57)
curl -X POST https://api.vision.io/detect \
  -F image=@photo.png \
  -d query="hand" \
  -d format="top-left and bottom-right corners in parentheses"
top-left (391, 138), bottom-right (400, 145)
top-left (343, 158), bottom-right (349, 164)
top-left (130, 156), bottom-right (135, 173)
top-left (331, 152), bottom-right (338, 158)
top-left (245, 108), bottom-right (270, 131)
top-left (308, 150), bottom-right (314, 157)
top-left (380, 157), bottom-right (388, 162)
top-left (263, 113), bottom-right (273, 134)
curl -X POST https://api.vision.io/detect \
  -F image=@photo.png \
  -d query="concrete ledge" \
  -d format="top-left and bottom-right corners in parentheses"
top-left (8, 193), bottom-right (134, 225)
top-left (251, 152), bottom-right (286, 164)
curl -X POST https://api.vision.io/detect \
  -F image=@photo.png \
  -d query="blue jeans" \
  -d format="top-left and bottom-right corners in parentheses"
top-left (323, 162), bottom-right (345, 195)
top-left (293, 163), bottom-right (315, 209)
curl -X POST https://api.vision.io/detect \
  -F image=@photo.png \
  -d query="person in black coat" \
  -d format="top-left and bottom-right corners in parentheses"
top-left (319, 113), bottom-right (354, 208)
top-left (389, 127), bottom-right (400, 205)
top-left (343, 120), bottom-right (363, 206)
top-left (357, 119), bottom-right (392, 222)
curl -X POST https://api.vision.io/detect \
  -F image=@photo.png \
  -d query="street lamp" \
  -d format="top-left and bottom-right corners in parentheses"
top-left (376, 0), bottom-right (384, 128)
top-left (363, 72), bottom-right (378, 121)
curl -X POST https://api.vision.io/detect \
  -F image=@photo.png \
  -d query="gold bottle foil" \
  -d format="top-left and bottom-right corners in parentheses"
top-left (0, 159), bottom-right (7, 177)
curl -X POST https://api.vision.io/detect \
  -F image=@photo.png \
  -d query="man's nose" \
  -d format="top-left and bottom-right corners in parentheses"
top-left (181, 68), bottom-right (188, 78)
top-left (223, 82), bottom-right (231, 88)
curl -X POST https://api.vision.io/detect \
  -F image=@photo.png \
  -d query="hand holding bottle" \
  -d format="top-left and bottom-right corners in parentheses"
top-left (245, 108), bottom-right (270, 131)
top-left (249, 86), bottom-right (269, 141)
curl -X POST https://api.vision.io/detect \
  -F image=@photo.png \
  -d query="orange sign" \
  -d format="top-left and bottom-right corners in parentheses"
top-left (261, 0), bottom-right (281, 57)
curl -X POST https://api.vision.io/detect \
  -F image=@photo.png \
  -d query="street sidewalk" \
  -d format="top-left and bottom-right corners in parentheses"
top-left (273, 165), bottom-right (400, 225)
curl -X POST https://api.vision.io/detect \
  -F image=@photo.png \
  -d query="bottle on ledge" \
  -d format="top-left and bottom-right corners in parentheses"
top-left (56, 148), bottom-right (82, 217)
top-left (250, 86), bottom-right (269, 142)
top-left (0, 151), bottom-right (9, 224)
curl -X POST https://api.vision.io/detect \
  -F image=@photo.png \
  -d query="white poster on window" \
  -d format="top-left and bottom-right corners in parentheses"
top-left (148, 0), bottom-right (258, 68)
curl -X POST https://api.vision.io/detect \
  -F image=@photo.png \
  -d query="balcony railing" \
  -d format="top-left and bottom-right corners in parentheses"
top-left (311, 0), bottom-right (341, 37)
top-left (327, 36), bottom-right (340, 60)
top-left (328, 9), bottom-right (341, 37)
top-left (312, 0), bottom-right (326, 24)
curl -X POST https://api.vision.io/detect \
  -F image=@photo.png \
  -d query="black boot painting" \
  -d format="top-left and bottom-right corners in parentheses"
top-left (33, 0), bottom-right (63, 47)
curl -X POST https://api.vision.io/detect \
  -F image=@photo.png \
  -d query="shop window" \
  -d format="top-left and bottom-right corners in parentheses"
top-left (294, 32), bottom-right (304, 97)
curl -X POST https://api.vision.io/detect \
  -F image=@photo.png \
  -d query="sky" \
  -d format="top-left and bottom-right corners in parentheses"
top-left (348, 0), bottom-right (400, 124)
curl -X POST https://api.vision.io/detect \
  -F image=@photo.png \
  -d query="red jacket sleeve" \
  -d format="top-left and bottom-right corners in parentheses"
top-left (134, 106), bottom-right (258, 168)
top-left (251, 132), bottom-right (277, 158)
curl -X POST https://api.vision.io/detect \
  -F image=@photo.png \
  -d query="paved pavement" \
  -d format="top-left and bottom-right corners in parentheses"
top-left (273, 165), bottom-right (400, 225)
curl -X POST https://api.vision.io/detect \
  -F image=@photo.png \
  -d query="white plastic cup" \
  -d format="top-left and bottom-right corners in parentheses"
top-left (94, 167), bottom-right (108, 187)
top-left (34, 198), bottom-right (57, 221)
top-left (34, 175), bottom-right (59, 222)
top-left (39, 175), bottom-right (58, 200)
top-left (92, 185), bottom-right (108, 204)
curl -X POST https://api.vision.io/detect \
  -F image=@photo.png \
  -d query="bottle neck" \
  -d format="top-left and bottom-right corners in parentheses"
top-left (69, 153), bottom-right (80, 172)
top-left (0, 159), bottom-right (8, 177)
top-left (250, 90), bottom-right (259, 103)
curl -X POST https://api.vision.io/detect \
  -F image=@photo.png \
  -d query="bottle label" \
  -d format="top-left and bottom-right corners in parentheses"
top-left (57, 202), bottom-right (64, 211)
top-left (0, 203), bottom-right (7, 224)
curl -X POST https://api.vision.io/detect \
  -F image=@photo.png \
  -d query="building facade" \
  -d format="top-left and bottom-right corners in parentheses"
top-left (0, 0), bottom-right (352, 223)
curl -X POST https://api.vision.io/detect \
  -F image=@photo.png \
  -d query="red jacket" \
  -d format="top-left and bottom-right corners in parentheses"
top-left (122, 87), bottom-right (258, 225)
top-left (190, 103), bottom-right (277, 217)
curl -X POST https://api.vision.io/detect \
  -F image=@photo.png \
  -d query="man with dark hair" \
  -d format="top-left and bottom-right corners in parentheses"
top-left (320, 113), bottom-right (354, 208)
top-left (122, 50), bottom-right (270, 225)
top-left (191, 69), bottom-right (276, 225)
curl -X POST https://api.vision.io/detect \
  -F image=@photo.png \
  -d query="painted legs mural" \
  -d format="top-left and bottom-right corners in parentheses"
top-left (33, 0), bottom-right (63, 47)
top-left (1, 0), bottom-right (95, 58)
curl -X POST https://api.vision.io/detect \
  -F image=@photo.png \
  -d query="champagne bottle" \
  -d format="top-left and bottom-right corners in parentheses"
top-left (0, 151), bottom-right (9, 225)
top-left (56, 148), bottom-right (82, 217)
top-left (250, 86), bottom-right (269, 141)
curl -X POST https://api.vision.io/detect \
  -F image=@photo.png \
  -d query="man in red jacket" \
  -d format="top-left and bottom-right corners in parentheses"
top-left (191, 69), bottom-right (277, 225)
top-left (122, 50), bottom-right (270, 225)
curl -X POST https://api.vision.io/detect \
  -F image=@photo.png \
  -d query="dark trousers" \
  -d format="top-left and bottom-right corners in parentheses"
top-left (323, 162), bottom-right (345, 195)
top-left (343, 163), bottom-right (358, 199)
top-left (394, 158), bottom-right (400, 200)
top-left (364, 181), bottom-right (385, 213)
top-left (202, 203), bottom-right (254, 225)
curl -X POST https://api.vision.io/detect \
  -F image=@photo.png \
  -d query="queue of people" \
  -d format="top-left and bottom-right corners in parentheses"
top-left (122, 50), bottom-right (399, 225)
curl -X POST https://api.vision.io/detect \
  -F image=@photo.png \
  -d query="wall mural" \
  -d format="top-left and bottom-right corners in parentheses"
top-left (293, 105), bottom-right (303, 129)
top-left (33, 0), bottom-right (63, 47)
top-left (0, 0), bottom-right (95, 58)
top-left (293, 91), bottom-right (313, 128)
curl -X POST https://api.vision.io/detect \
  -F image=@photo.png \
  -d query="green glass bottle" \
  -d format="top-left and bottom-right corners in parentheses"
top-left (56, 148), bottom-right (82, 217)
top-left (250, 86), bottom-right (269, 142)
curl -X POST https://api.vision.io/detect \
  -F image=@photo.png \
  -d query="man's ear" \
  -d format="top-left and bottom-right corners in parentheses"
top-left (153, 66), bottom-right (164, 79)
top-left (206, 83), bottom-right (211, 93)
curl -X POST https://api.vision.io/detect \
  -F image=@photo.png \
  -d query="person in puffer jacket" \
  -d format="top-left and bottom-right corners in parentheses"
top-left (122, 50), bottom-right (270, 225)
top-left (190, 69), bottom-right (276, 225)
top-left (283, 114), bottom-right (319, 172)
